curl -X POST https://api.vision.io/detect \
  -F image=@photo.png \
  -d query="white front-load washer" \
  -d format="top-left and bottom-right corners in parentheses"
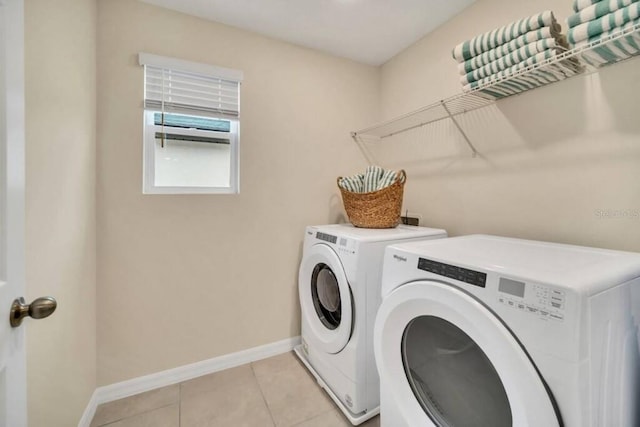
top-left (374, 235), bottom-right (640, 427)
top-left (294, 224), bottom-right (447, 425)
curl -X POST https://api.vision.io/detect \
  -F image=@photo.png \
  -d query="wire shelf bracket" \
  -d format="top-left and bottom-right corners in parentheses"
top-left (441, 101), bottom-right (478, 157)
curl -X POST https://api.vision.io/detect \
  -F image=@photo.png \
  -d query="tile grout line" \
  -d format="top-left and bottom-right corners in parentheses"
top-left (95, 402), bottom-right (178, 427)
top-left (253, 352), bottom-right (336, 427)
top-left (250, 361), bottom-right (279, 427)
top-left (289, 354), bottom-right (347, 426)
top-left (288, 409), bottom-right (332, 427)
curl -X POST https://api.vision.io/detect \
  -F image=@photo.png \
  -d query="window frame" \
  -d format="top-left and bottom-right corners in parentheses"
top-left (139, 53), bottom-right (242, 195)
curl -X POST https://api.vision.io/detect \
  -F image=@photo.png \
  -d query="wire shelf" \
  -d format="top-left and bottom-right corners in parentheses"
top-left (352, 22), bottom-right (640, 152)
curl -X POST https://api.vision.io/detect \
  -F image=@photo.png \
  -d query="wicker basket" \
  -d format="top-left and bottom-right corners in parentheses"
top-left (337, 170), bottom-right (406, 229)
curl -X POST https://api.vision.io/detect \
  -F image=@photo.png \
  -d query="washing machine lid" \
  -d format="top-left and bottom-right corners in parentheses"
top-left (383, 234), bottom-right (640, 297)
top-left (374, 280), bottom-right (562, 427)
top-left (299, 243), bottom-right (353, 354)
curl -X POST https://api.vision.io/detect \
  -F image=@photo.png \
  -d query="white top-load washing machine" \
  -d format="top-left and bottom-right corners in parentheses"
top-left (295, 224), bottom-right (447, 425)
top-left (374, 235), bottom-right (640, 427)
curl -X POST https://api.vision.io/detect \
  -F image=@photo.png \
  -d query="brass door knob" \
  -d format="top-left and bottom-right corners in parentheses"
top-left (10, 296), bottom-right (57, 327)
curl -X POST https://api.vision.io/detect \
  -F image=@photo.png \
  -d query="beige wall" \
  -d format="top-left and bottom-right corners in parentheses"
top-left (375, 0), bottom-right (640, 251)
top-left (25, 0), bottom-right (97, 426)
top-left (97, 0), bottom-right (376, 385)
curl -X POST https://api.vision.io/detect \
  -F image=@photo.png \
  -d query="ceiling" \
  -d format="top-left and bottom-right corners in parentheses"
top-left (139, 0), bottom-right (476, 65)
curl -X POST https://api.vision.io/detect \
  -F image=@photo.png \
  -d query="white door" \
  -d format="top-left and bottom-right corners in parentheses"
top-left (0, 0), bottom-right (27, 425)
top-left (374, 280), bottom-right (561, 427)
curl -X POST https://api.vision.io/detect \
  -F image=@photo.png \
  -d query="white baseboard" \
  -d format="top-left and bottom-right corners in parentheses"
top-left (78, 336), bottom-right (300, 427)
top-left (77, 389), bottom-right (99, 427)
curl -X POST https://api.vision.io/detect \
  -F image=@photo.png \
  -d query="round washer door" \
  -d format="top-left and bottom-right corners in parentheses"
top-left (374, 280), bottom-right (561, 427)
top-left (299, 243), bottom-right (353, 354)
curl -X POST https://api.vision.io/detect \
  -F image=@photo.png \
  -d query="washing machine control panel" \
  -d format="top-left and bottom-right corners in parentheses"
top-left (497, 278), bottom-right (566, 322)
top-left (315, 232), bottom-right (337, 244)
top-left (314, 232), bottom-right (356, 255)
top-left (418, 257), bottom-right (487, 287)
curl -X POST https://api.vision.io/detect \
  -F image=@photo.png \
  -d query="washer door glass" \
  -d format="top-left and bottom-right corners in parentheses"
top-left (402, 315), bottom-right (512, 427)
top-left (311, 263), bottom-right (341, 330)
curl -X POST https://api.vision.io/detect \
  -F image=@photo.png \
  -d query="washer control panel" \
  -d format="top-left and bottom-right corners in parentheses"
top-left (497, 277), bottom-right (566, 322)
top-left (418, 257), bottom-right (487, 287)
top-left (336, 236), bottom-right (356, 255)
top-left (316, 232), bottom-right (337, 244)
top-left (313, 231), bottom-right (356, 255)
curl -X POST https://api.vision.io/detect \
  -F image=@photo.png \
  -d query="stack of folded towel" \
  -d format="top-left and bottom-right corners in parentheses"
top-left (567, 0), bottom-right (640, 66)
top-left (451, 11), bottom-right (583, 99)
top-left (338, 166), bottom-right (404, 194)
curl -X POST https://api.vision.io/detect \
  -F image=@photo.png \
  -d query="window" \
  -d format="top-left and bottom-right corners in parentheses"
top-left (138, 53), bottom-right (243, 194)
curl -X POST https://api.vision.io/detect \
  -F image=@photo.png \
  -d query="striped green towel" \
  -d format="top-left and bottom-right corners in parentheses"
top-left (574, 17), bottom-right (640, 47)
top-left (474, 63), bottom-right (582, 98)
top-left (338, 174), bottom-right (364, 193)
top-left (464, 55), bottom-right (582, 92)
top-left (338, 167), bottom-right (403, 193)
top-left (452, 11), bottom-right (558, 61)
top-left (581, 37), bottom-right (639, 66)
top-left (363, 165), bottom-right (384, 193)
top-left (463, 49), bottom-right (558, 90)
top-left (583, 33), bottom-right (640, 65)
top-left (574, 0), bottom-right (607, 13)
top-left (460, 39), bottom-right (563, 84)
top-left (568, 0), bottom-right (639, 28)
top-left (376, 169), bottom-right (399, 191)
top-left (458, 32), bottom-right (562, 74)
top-left (576, 19), bottom-right (640, 65)
top-left (573, 17), bottom-right (640, 47)
top-left (568, 2), bottom-right (640, 44)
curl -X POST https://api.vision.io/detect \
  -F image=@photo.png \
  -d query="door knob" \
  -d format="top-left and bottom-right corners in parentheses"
top-left (10, 296), bottom-right (57, 327)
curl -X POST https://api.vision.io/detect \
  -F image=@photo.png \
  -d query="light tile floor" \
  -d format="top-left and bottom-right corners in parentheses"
top-left (91, 351), bottom-right (380, 427)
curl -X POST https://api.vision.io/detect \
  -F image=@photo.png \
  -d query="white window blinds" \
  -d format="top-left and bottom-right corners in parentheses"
top-left (139, 53), bottom-right (243, 120)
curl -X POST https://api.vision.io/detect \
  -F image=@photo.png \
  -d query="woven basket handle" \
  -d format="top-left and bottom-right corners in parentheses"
top-left (395, 169), bottom-right (406, 184)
